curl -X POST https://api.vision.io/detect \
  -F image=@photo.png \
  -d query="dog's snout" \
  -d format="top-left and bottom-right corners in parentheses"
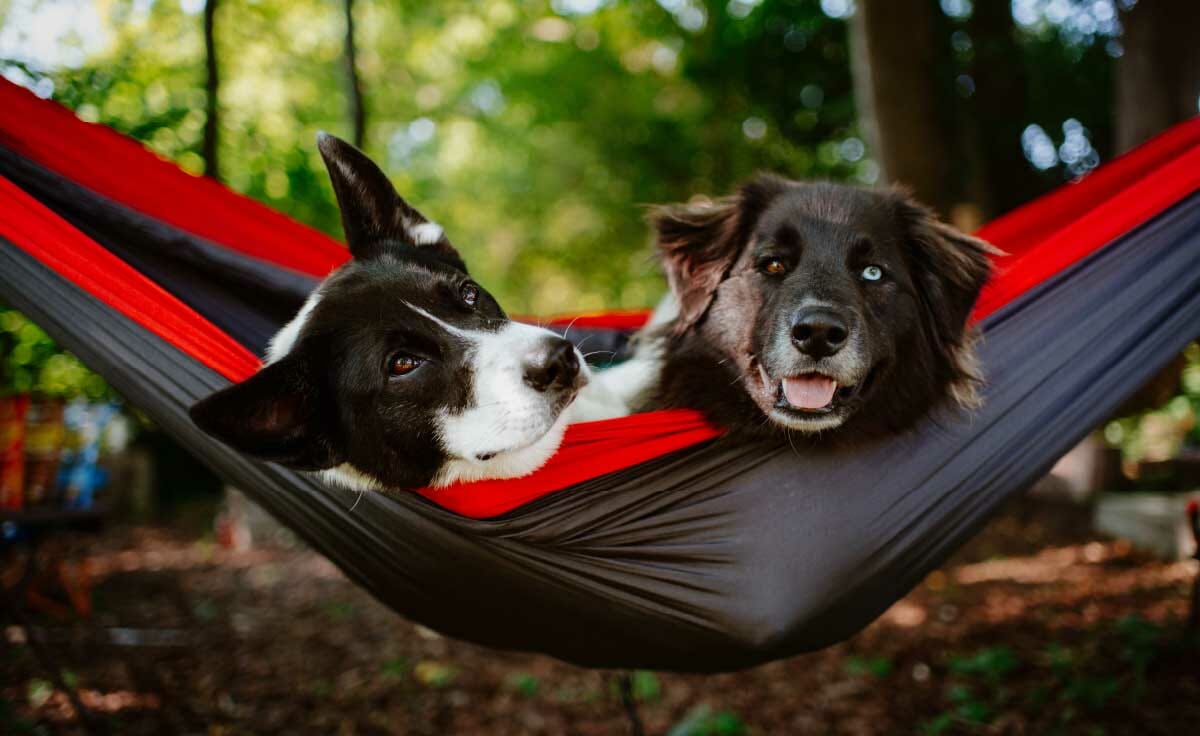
top-left (791, 308), bottom-right (849, 358)
top-left (523, 337), bottom-right (580, 393)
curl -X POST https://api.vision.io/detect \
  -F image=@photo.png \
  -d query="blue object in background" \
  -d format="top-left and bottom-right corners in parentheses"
top-left (57, 399), bottom-right (120, 509)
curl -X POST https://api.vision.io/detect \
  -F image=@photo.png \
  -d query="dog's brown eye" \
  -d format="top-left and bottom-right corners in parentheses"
top-left (460, 283), bottom-right (479, 306)
top-left (388, 354), bottom-right (423, 377)
top-left (761, 258), bottom-right (788, 276)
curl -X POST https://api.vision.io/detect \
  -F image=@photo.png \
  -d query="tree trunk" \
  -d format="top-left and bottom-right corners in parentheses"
top-left (850, 0), bottom-right (952, 216)
top-left (342, 0), bottom-right (366, 149)
top-left (967, 1), bottom-right (1038, 218)
top-left (202, 0), bottom-right (220, 181)
top-left (1116, 0), bottom-right (1200, 154)
top-left (1114, 0), bottom-right (1200, 413)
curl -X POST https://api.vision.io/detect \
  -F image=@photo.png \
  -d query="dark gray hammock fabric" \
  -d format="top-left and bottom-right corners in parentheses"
top-left (2, 147), bottom-right (1198, 672)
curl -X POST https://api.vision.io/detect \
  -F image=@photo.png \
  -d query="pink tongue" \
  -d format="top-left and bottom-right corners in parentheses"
top-left (783, 375), bottom-right (838, 410)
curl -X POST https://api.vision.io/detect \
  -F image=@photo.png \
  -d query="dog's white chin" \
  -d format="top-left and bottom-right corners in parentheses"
top-left (767, 408), bottom-right (847, 433)
top-left (318, 463), bottom-right (384, 494)
top-left (431, 409), bottom-right (570, 487)
top-left (315, 411), bottom-right (570, 494)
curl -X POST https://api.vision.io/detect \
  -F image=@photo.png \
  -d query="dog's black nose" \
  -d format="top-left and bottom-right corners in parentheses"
top-left (792, 309), bottom-right (849, 358)
top-left (523, 337), bottom-right (580, 393)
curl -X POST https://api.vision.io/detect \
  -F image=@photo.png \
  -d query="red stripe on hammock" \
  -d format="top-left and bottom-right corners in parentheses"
top-left (0, 80), bottom-right (348, 278)
top-left (0, 175), bottom-right (263, 381)
top-left (3, 77), bottom-right (1200, 516)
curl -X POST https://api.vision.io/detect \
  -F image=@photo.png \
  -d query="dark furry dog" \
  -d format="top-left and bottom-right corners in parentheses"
top-left (646, 175), bottom-right (997, 439)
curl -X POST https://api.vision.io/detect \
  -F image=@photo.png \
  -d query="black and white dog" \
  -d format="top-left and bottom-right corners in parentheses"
top-left (190, 134), bottom-right (596, 490)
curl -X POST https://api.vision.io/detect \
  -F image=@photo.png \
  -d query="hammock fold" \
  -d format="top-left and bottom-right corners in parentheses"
top-left (1, 78), bottom-right (1198, 671)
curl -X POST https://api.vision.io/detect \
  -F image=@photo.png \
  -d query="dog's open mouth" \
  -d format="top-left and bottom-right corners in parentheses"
top-left (769, 366), bottom-right (880, 418)
top-left (774, 373), bottom-right (858, 414)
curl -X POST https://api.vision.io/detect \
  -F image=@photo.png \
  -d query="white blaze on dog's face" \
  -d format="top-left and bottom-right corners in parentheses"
top-left (190, 133), bottom-right (588, 490)
top-left (402, 303), bottom-right (588, 486)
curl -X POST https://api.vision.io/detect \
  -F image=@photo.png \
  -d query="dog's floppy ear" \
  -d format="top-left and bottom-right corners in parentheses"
top-left (895, 192), bottom-right (1001, 404)
top-left (653, 174), bottom-right (787, 333)
top-left (895, 193), bottom-right (999, 342)
top-left (316, 132), bottom-right (465, 269)
top-left (189, 349), bottom-right (344, 471)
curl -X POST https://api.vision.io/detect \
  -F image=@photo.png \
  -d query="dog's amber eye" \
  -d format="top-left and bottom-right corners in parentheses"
top-left (761, 258), bottom-right (788, 276)
top-left (388, 354), bottom-right (423, 377)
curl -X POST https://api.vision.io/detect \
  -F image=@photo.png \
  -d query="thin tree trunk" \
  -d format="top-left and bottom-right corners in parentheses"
top-left (202, 0), bottom-right (220, 181)
top-left (967, 1), bottom-right (1037, 218)
top-left (850, 0), bottom-right (952, 216)
top-left (342, 0), bottom-right (366, 148)
top-left (1116, 0), bottom-right (1200, 154)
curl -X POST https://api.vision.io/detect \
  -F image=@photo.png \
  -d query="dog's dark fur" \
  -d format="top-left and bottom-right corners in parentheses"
top-left (646, 175), bottom-right (997, 440)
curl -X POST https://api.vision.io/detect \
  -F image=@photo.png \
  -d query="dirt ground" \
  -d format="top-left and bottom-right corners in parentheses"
top-left (3, 495), bottom-right (1199, 735)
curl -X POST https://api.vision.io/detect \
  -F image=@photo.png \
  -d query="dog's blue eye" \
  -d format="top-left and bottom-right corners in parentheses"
top-left (460, 283), bottom-right (479, 306)
top-left (861, 265), bottom-right (883, 282)
top-left (388, 354), bottom-right (423, 377)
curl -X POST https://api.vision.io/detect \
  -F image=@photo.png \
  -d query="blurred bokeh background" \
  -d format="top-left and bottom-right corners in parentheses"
top-left (4, 0), bottom-right (1187, 315)
top-left (2, 1), bottom-right (1200, 733)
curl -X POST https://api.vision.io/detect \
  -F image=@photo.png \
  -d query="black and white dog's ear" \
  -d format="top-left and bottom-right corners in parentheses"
top-left (316, 132), bottom-right (465, 269)
top-left (894, 192), bottom-right (999, 345)
top-left (189, 350), bottom-right (344, 471)
top-left (652, 174), bottom-right (787, 334)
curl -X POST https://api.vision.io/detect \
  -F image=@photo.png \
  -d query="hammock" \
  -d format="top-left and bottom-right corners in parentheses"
top-left (1, 78), bottom-right (1198, 672)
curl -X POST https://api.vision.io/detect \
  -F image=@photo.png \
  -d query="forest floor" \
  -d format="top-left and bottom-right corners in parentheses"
top-left (3, 495), bottom-right (1199, 736)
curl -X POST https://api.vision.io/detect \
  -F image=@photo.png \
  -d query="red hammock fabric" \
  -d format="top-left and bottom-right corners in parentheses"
top-left (2, 77), bottom-right (1199, 516)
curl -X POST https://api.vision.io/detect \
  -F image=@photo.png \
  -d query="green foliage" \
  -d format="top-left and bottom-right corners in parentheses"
top-left (0, 306), bottom-right (110, 399)
top-left (24, 679), bottom-right (52, 710)
top-left (506, 671), bottom-right (540, 697)
top-left (844, 654), bottom-right (894, 678)
top-left (5, 0), bottom-right (1113, 315)
top-left (1105, 342), bottom-right (1200, 462)
top-left (926, 622), bottom-right (1200, 733)
top-left (668, 703), bottom-right (747, 736)
top-left (922, 647), bottom-right (1022, 732)
top-left (629, 669), bottom-right (661, 702)
top-left (381, 657), bottom-right (412, 680)
top-left (1, 0), bottom-right (1128, 311)
top-left (947, 646), bottom-right (1020, 683)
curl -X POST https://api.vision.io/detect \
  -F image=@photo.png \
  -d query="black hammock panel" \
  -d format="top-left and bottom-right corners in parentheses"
top-left (1, 87), bottom-right (1199, 671)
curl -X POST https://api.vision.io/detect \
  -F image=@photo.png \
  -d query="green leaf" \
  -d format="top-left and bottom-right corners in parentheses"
top-left (507, 672), bottom-right (540, 697)
top-left (631, 670), bottom-right (661, 702)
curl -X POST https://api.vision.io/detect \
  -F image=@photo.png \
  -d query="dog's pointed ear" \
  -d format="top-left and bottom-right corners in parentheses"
top-left (316, 132), bottom-right (465, 269)
top-left (652, 174), bottom-right (787, 334)
top-left (895, 193), bottom-right (1000, 344)
top-left (189, 350), bottom-right (344, 471)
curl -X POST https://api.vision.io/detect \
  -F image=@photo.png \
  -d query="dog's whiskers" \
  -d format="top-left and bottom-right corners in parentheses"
top-left (785, 428), bottom-right (802, 459)
top-left (561, 315), bottom-right (582, 341)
